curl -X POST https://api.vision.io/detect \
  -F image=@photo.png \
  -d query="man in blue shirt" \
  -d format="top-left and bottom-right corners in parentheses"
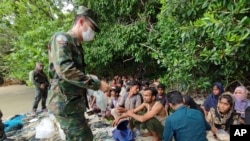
top-left (162, 91), bottom-right (210, 141)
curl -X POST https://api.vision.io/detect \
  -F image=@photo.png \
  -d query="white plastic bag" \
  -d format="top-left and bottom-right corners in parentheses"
top-left (216, 129), bottom-right (229, 141)
top-left (87, 89), bottom-right (107, 111)
top-left (49, 114), bottom-right (66, 140)
top-left (56, 121), bottom-right (66, 140)
top-left (35, 117), bottom-right (55, 139)
top-left (94, 90), bottom-right (107, 111)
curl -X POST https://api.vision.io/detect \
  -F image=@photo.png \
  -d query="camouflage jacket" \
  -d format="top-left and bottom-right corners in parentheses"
top-left (48, 31), bottom-right (100, 97)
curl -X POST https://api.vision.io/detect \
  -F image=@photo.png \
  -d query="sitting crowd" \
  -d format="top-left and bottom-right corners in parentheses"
top-left (87, 76), bottom-right (250, 141)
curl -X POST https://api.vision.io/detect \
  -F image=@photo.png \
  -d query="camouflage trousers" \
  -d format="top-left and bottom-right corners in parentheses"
top-left (48, 86), bottom-right (92, 141)
top-left (54, 114), bottom-right (93, 141)
top-left (32, 87), bottom-right (48, 111)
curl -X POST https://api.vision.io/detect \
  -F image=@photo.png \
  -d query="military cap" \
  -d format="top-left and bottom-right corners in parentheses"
top-left (76, 6), bottom-right (100, 32)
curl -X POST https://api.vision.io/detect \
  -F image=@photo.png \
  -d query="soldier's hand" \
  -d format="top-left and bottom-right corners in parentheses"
top-left (99, 81), bottom-right (110, 93)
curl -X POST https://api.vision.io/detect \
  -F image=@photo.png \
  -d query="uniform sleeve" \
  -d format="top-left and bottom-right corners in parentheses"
top-left (162, 118), bottom-right (174, 141)
top-left (51, 33), bottom-right (100, 90)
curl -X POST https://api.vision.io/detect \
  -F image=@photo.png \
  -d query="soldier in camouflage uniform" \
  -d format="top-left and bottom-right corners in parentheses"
top-left (47, 6), bottom-right (110, 141)
top-left (31, 62), bottom-right (49, 114)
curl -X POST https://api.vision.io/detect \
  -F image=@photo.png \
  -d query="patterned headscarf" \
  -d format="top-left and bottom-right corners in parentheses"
top-left (208, 92), bottom-right (239, 132)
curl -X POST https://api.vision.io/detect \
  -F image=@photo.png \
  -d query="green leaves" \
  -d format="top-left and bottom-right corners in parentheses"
top-left (152, 0), bottom-right (250, 92)
top-left (1, 0), bottom-right (250, 93)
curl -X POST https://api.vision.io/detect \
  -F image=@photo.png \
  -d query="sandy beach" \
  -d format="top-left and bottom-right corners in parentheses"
top-left (0, 85), bottom-right (35, 120)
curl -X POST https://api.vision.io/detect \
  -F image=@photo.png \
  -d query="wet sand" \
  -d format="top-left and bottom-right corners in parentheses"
top-left (0, 85), bottom-right (36, 120)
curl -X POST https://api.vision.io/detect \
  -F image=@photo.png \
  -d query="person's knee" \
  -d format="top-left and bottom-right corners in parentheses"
top-left (145, 118), bottom-right (155, 127)
top-left (152, 131), bottom-right (160, 141)
top-left (111, 108), bottom-right (119, 118)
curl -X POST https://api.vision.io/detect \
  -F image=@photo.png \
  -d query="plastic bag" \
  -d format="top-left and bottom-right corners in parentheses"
top-left (35, 117), bottom-right (55, 139)
top-left (49, 114), bottom-right (66, 140)
top-left (87, 89), bottom-right (107, 111)
top-left (216, 129), bottom-right (229, 141)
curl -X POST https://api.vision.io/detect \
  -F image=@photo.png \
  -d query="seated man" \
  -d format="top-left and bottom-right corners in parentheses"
top-left (162, 91), bottom-right (210, 141)
top-left (111, 80), bottom-right (143, 119)
top-left (109, 86), bottom-right (121, 110)
top-left (113, 87), bottom-right (167, 141)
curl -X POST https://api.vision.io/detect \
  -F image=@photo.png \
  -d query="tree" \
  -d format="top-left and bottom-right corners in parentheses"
top-left (150, 0), bottom-right (250, 93)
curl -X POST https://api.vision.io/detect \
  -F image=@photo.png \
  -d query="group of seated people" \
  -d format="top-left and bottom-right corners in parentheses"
top-left (87, 77), bottom-right (250, 141)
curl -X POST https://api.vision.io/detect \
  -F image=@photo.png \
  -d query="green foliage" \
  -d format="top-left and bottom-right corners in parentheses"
top-left (153, 0), bottom-right (250, 92)
top-left (0, 0), bottom-right (72, 81)
top-left (74, 0), bottom-right (162, 77)
top-left (1, 0), bottom-right (161, 82)
top-left (1, 0), bottom-right (250, 94)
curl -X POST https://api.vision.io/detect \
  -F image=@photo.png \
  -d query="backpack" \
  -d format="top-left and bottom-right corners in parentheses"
top-left (29, 70), bottom-right (35, 84)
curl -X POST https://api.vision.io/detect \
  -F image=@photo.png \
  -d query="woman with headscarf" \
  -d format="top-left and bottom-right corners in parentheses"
top-left (233, 86), bottom-right (250, 122)
top-left (183, 95), bottom-right (205, 116)
top-left (203, 82), bottom-right (224, 115)
top-left (206, 92), bottom-right (240, 136)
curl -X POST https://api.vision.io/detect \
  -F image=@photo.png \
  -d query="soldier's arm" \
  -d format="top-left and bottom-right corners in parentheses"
top-left (51, 33), bottom-right (100, 90)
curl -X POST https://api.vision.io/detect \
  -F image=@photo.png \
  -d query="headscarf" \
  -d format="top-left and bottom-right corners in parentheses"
top-left (208, 92), bottom-right (239, 132)
top-left (233, 86), bottom-right (250, 117)
top-left (203, 82), bottom-right (224, 111)
top-left (234, 86), bottom-right (248, 100)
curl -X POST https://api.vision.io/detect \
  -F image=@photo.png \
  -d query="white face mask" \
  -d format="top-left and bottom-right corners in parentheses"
top-left (82, 26), bottom-right (95, 41)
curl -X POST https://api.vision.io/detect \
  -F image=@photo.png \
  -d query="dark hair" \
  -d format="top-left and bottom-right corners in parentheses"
top-left (167, 90), bottom-right (183, 105)
top-left (157, 83), bottom-right (166, 89)
top-left (118, 80), bottom-right (123, 85)
top-left (183, 95), bottom-right (205, 115)
top-left (111, 86), bottom-right (121, 94)
top-left (74, 15), bottom-right (89, 25)
top-left (127, 80), bottom-right (141, 87)
top-left (219, 94), bottom-right (234, 107)
top-left (183, 95), bottom-right (196, 108)
top-left (141, 81), bottom-right (150, 86)
top-left (144, 87), bottom-right (158, 97)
